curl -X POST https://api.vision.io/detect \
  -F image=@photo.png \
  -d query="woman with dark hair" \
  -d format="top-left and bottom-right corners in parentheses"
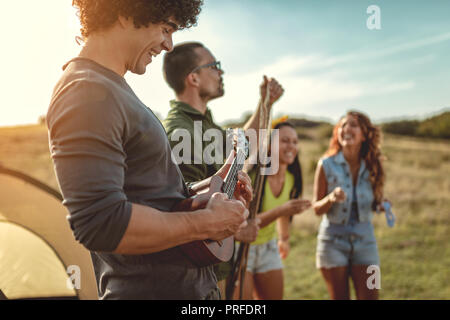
top-left (236, 120), bottom-right (311, 300)
top-left (313, 110), bottom-right (389, 300)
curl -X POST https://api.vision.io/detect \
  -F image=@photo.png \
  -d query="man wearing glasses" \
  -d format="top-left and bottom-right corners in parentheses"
top-left (162, 42), bottom-right (284, 297)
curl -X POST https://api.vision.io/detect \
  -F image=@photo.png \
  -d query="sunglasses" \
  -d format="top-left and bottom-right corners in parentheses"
top-left (190, 61), bottom-right (222, 73)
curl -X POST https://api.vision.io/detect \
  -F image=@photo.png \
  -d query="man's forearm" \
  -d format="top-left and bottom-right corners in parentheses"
top-left (114, 203), bottom-right (211, 255)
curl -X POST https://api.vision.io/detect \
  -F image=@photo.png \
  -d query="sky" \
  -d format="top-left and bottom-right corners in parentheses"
top-left (1, 0), bottom-right (449, 127)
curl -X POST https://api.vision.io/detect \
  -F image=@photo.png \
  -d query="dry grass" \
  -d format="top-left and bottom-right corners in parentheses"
top-left (0, 125), bottom-right (58, 190)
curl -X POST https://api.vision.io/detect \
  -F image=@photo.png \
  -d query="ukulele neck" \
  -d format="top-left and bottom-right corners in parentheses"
top-left (223, 149), bottom-right (246, 199)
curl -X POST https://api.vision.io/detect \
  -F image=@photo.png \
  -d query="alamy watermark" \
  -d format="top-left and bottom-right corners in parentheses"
top-left (367, 5), bottom-right (381, 30)
top-left (66, 265), bottom-right (81, 290)
top-left (366, 265), bottom-right (381, 290)
top-left (170, 123), bottom-right (280, 175)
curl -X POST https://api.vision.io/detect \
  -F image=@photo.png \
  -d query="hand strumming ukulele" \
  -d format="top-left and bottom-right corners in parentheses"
top-left (172, 129), bottom-right (249, 267)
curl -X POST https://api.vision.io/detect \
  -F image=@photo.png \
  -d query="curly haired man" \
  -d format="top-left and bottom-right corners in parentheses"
top-left (46, 0), bottom-right (253, 300)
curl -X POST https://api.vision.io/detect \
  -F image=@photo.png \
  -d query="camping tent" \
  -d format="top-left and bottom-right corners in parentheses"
top-left (0, 166), bottom-right (97, 300)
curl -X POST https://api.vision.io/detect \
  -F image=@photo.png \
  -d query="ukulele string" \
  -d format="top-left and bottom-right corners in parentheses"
top-left (224, 150), bottom-right (245, 199)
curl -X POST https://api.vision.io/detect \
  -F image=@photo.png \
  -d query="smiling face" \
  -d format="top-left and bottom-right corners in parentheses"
top-left (337, 114), bottom-right (366, 149)
top-left (125, 18), bottom-right (179, 75)
top-left (194, 47), bottom-right (225, 100)
top-left (277, 125), bottom-right (299, 165)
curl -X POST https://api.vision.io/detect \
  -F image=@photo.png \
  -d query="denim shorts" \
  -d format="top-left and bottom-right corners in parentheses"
top-left (237, 239), bottom-right (283, 274)
top-left (316, 233), bottom-right (380, 269)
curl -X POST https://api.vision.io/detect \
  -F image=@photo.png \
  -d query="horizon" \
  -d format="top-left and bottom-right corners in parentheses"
top-left (2, 106), bottom-right (448, 130)
top-left (1, 0), bottom-right (449, 127)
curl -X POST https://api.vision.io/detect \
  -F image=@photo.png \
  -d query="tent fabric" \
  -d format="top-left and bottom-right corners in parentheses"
top-left (0, 221), bottom-right (76, 299)
top-left (0, 169), bottom-right (98, 299)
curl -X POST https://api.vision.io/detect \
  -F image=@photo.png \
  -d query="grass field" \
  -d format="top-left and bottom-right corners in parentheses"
top-left (1, 124), bottom-right (449, 299)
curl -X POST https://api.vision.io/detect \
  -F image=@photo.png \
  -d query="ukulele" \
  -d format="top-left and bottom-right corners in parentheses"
top-left (172, 129), bottom-right (249, 267)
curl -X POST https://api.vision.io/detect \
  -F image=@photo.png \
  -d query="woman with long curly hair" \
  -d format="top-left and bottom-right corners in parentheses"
top-left (313, 110), bottom-right (388, 300)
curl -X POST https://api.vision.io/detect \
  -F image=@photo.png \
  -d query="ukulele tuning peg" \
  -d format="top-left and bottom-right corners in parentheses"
top-left (226, 128), bottom-right (249, 160)
top-left (226, 128), bottom-right (237, 147)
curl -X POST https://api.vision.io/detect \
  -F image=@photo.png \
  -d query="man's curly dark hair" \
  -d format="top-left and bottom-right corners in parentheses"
top-left (72, 0), bottom-right (203, 39)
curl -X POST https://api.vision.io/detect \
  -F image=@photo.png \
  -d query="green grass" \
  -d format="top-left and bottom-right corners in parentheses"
top-left (283, 221), bottom-right (450, 299)
top-left (1, 124), bottom-right (449, 299)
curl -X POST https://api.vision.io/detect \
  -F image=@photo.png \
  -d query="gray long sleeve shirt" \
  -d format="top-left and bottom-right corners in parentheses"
top-left (46, 58), bottom-right (216, 299)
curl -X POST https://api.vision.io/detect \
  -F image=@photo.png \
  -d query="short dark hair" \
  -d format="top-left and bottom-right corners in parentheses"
top-left (72, 0), bottom-right (203, 39)
top-left (163, 42), bottom-right (205, 94)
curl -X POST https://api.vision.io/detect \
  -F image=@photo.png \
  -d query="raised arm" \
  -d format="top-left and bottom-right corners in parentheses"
top-left (243, 76), bottom-right (284, 133)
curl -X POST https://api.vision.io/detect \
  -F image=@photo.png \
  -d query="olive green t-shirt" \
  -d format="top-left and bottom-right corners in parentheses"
top-left (164, 100), bottom-right (227, 183)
